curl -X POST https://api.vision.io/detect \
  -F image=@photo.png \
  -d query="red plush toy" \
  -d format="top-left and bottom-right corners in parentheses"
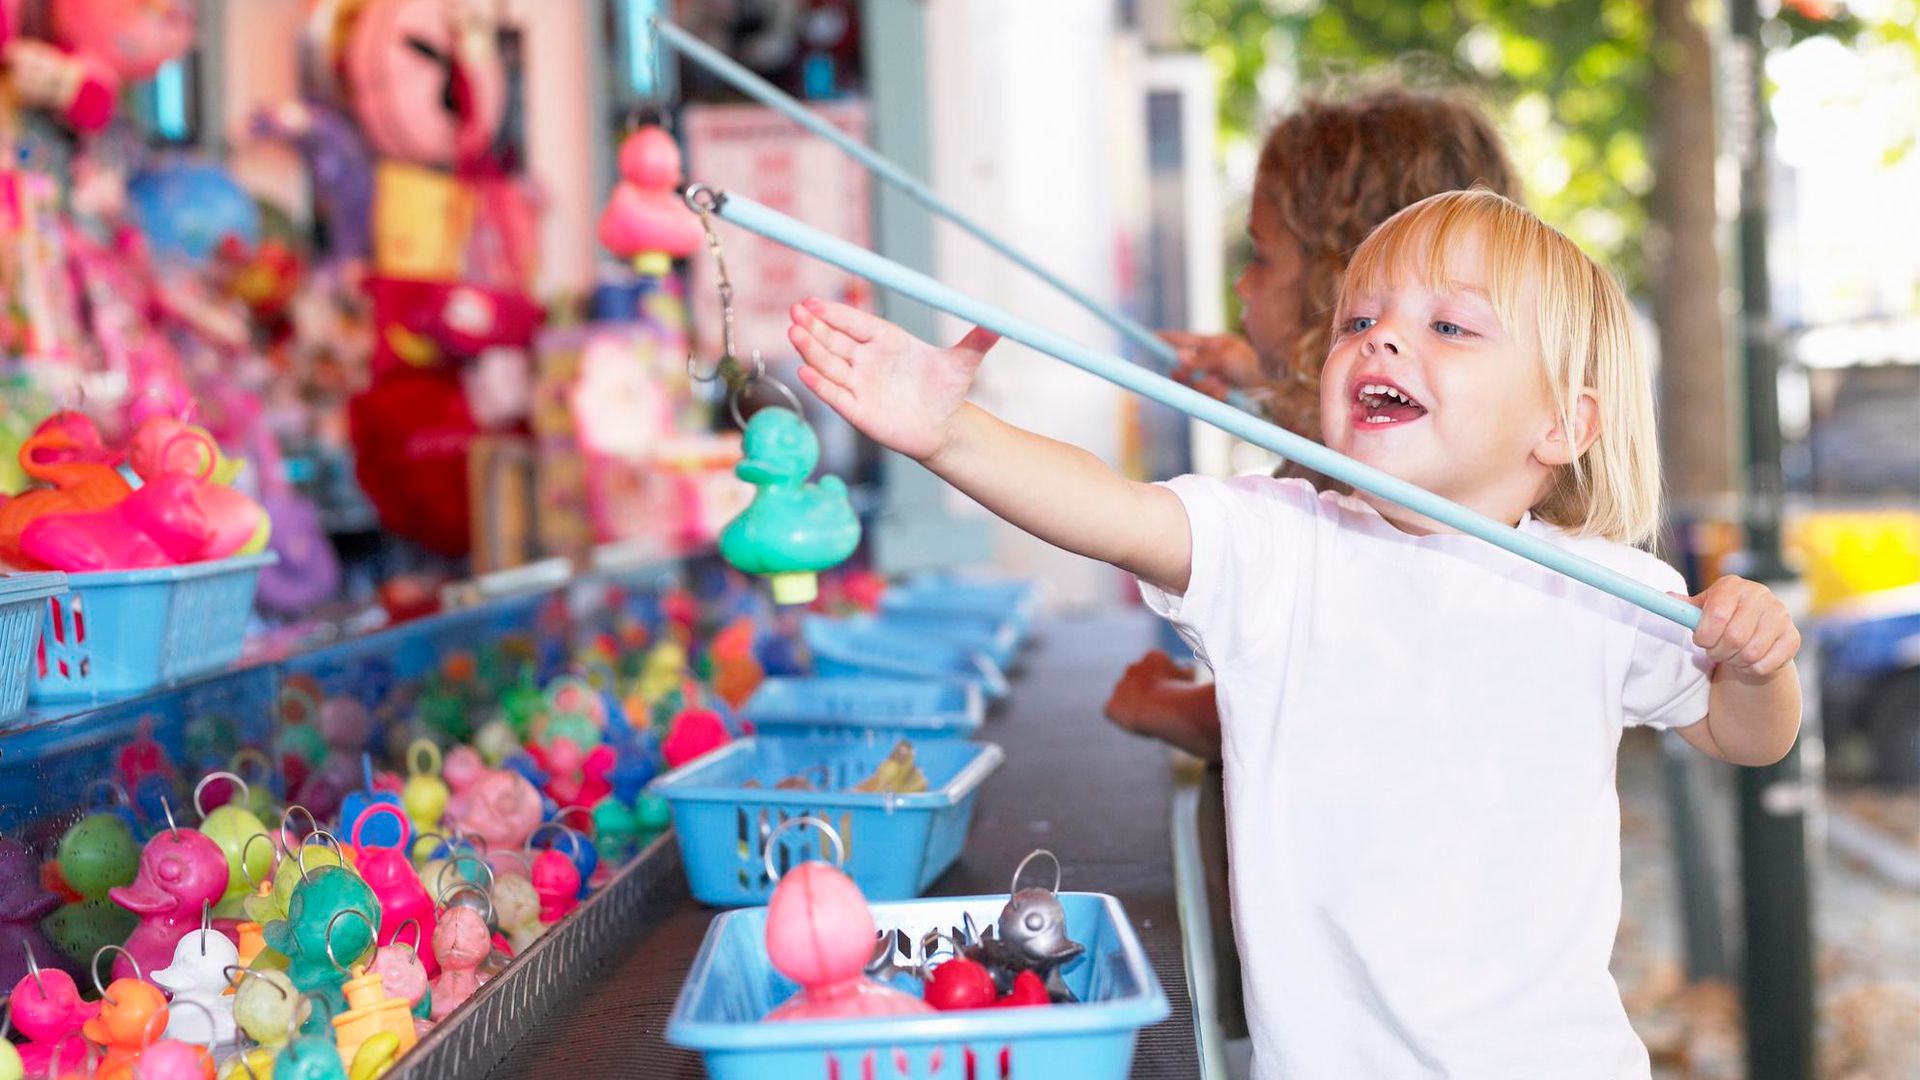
top-left (348, 369), bottom-right (477, 556)
top-left (922, 957), bottom-right (997, 1012)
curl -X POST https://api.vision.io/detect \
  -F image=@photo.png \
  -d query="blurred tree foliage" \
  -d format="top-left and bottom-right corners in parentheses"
top-left (1179, 0), bottom-right (1878, 294)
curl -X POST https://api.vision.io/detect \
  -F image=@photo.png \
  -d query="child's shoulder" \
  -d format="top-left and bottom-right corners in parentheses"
top-left (1526, 519), bottom-right (1686, 593)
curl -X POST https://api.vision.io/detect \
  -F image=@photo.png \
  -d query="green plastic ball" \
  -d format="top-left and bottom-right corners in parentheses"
top-left (56, 812), bottom-right (139, 899)
top-left (634, 792), bottom-right (671, 834)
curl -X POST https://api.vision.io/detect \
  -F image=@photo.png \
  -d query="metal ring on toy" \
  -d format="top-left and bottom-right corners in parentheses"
top-left (193, 771), bottom-right (251, 821)
top-left (224, 965), bottom-right (288, 1000)
top-left (83, 778), bottom-right (132, 811)
top-left (297, 830), bottom-right (343, 883)
top-left (1011, 848), bottom-right (1063, 895)
top-left (23, 940), bottom-right (46, 996)
top-left (159, 796), bottom-right (181, 839)
top-left (437, 881), bottom-right (496, 928)
top-left (761, 815), bottom-right (846, 883)
top-left (324, 908), bottom-right (377, 975)
top-left (392, 918), bottom-right (423, 956)
top-left (239, 831), bottom-right (280, 889)
top-left (279, 804), bottom-right (321, 849)
top-left (90, 944), bottom-right (142, 1004)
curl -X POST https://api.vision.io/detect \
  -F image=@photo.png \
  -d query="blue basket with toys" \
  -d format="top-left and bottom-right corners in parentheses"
top-left (649, 735), bottom-right (1005, 906)
top-left (668, 832), bottom-right (1167, 1080)
top-left (881, 574), bottom-right (1038, 637)
top-left (0, 571), bottom-right (66, 725)
top-left (743, 677), bottom-right (985, 742)
top-left (801, 616), bottom-right (1009, 701)
top-left (32, 553), bottom-right (275, 703)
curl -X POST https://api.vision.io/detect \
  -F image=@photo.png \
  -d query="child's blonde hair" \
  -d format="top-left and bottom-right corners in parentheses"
top-left (1338, 188), bottom-right (1661, 546)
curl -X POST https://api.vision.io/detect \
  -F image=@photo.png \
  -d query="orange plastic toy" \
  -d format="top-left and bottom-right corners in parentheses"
top-left (0, 421), bottom-right (133, 567)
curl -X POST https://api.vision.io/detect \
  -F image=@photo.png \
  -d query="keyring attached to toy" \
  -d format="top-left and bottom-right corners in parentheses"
top-left (193, 771), bottom-right (251, 820)
top-left (324, 909), bottom-right (378, 975)
top-left (1011, 848), bottom-right (1063, 895)
top-left (296, 830), bottom-right (343, 883)
top-left (761, 815), bottom-right (846, 884)
top-left (682, 182), bottom-right (807, 428)
top-left (90, 944), bottom-right (142, 1005)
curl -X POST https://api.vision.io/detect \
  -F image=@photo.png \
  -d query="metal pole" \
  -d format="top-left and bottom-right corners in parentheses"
top-left (698, 186), bottom-right (1709, 630)
top-left (1725, 0), bottom-right (1814, 1075)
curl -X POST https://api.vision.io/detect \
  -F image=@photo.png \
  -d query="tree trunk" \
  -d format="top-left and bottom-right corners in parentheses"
top-left (1648, 0), bottom-right (1733, 512)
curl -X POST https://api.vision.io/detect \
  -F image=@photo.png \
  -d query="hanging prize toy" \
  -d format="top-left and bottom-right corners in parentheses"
top-left (8, 944), bottom-right (98, 1078)
top-left (149, 906), bottom-right (239, 1045)
top-left (347, 805), bottom-right (437, 979)
top-left (400, 742), bottom-right (449, 835)
top-left (262, 864), bottom-right (380, 1031)
top-left (683, 190), bottom-right (859, 605)
top-left (193, 772), bottom-right (274, 920)
top-left (759, 818), bottom-right (932, 1022)
top-left (272, 994), bottom-right (347, 1080)
top-left (530, 816), bottom-right (595, 899)
top-left (485, 855), bottom-right (543, 953)
top-left (82, 945), bottom-right (169, 1076)
top-left (365, 919), bottom-right (431, 1023)
top-left (339, 756), bottom-right (407, 851)
top-left (425, 900), bottom-right (489, 1021)
top-left (229, 967), bottom-right (301, 1052)
top-left (447, 769), bottom-right (542, 855)
top-left (965, 850), bottom-right (1084, 1003)
top-left (597, 124), bottom-right (703, 280)
top-left (107, 799), bottom-right (229, 982)
top-left (527, 849), bottom-right (580, 927)
top-left (325, 910), bottom-right (418, 1068)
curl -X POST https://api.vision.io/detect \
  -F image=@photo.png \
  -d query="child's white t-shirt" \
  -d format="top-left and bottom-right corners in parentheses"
top-left (1139, 475), bottom-right (1712, 1080)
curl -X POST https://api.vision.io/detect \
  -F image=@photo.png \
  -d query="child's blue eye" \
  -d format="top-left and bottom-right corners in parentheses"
top-left (1433, 321), bottom-right (1467, 337)
top-left (1343, 316), bottom-right (1375, 334)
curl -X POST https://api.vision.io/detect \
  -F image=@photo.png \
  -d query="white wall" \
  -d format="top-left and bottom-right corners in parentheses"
top-left (925, 0), bottom-right (1148, 610)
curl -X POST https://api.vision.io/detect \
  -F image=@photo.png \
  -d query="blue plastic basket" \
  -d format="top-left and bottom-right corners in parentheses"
top-left (32, 554), bottom-right (275, 703)
top-left (882, 574), bottom-right (1038, 630)
top-left (668, 892), bottom-right (1169, 1080)
top-left (802, 617), bottom-right (1009, 701)
top-left (744, 677), bottom-right (984, 741)
top-left (863, 610), bottom-right (1023, 670)
top-left (0, 572), bottom-right (66, 725)
top-left (650, 736), bottom-right (1004, 906)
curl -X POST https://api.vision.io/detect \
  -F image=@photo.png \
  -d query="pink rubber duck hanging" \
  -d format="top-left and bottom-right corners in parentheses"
top-left (596, 125), bottom-right (703, 278)
top-left (106, 821), bottom-right (229, 982)
top-left (761, 824), bottom-right (932, 1022)
top-left (8, 961), bottom-right (99, 1078)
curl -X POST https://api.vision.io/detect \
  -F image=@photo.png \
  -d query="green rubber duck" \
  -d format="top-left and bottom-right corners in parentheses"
top-left (264, 865), bottom-right (381, 1034)
top-left (718, 407), bottom-right (861, 605)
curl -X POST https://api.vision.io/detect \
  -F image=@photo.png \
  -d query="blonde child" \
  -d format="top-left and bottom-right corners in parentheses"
top-left (786, 189), bottom-right (1800, 1078)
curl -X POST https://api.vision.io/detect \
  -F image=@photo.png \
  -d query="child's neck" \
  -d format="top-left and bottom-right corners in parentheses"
top-left (1356, 481), bottom-right (1542, 538)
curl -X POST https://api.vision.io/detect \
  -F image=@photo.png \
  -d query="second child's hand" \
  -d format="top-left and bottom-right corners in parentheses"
top-left (787, 298), bottom-right (999, 464)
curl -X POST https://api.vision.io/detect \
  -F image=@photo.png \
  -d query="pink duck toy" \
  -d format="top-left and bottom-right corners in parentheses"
top-left (426, 905), bottom-right (489, 1021)
top-left (8, 959), bottom-right (99, 1078)
top-left (349, 804), bottom-right (439, 979)
top-left (106, 822), bottom-right (229, 982)
top-left (449, 770), bottom-right (543, 860)
top-left (596, 125), bottom-right (703, 278)
top-left (761, 823), bottom-right (933, 1022)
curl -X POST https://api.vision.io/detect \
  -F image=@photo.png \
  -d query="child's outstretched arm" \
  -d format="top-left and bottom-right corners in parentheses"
top-left (788, 298), bottom-right (1192, 594)
top-left (1672, 577), bottom-right (1803, 766)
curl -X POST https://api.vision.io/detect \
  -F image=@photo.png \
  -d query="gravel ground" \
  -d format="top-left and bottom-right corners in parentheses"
top-left (1612, 729), bottom-right (1920, 1079)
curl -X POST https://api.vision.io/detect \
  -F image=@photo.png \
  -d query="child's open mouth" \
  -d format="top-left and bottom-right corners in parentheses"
top-left (1352, 380), bottom-right (1428, 426)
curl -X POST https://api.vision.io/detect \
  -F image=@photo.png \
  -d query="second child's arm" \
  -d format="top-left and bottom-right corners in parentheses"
top-left (789, 299), bottom-right (1193, 594)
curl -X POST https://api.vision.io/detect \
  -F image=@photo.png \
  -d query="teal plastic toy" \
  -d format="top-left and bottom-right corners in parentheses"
top-left (718, 407), bottom-right (860, 605)
top-left (275, 1032), bottom-right (349, 1080)
top-left (264, 865), bottom-right (382, 1033)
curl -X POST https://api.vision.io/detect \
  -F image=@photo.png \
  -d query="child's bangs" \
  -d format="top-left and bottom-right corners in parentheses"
top-left (1339, 190), bottom-right (1541, 335)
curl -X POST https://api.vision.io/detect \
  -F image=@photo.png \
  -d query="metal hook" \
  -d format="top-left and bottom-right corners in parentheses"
top-left (447, 853), bottom-right (496, 893)
top-left (1, 992), bottom-right (11, 1041)
top-left (90, 944), bottom-right (142, 1003)
top-left (280, 804), bottom-right (321, 849)
top-left (526, 821), bottom-right (583, 857)
top-left (490, 848), bottom-right (535, 880)
top-left (1011, 848), bottom-right (1063, 895)
top-left (392, 918), bottom-right (423, 955)
top-left (201, 901), bottom-right (212, 954)
top-left (224, 965), bottom-right (289, 1001)
top-left (682, 183), bottom-right (739, 384)
top-left (297, 830), bottom-right (342, 883)
top-left (438, 881), bottom-right (495, 927)
top-left (240, 831), bottom-right (279, 889)
top-left (83, 778), bottom-right (132, 811)
top-left (293, 991), bottom-right (334, 1042)
top-left (762, 815), bottom-right (846, 883)
top-left (160, 795), bottom-right (180, 838)
top-left (324, 908), bottom-right (376, 975)
top-left (193, 771), bottom-right (250, 821)
top-left (23, 940), bottom-right (47, 996)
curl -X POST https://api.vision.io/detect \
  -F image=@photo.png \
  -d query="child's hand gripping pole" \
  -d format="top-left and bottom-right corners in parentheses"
top-left (688, 184), bottom-right (1703, 632)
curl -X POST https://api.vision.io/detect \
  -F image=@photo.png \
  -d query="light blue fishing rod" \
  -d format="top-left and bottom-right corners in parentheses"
top-left (652, 17), bottom-right (1206, 382)
top-left (690, 185), bottom-right (1703, 631)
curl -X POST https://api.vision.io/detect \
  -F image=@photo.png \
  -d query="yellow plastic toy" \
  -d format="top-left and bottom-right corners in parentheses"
top-left (331, 967), bottom-right (418, 1068)
top-left (401, 741), bottom-right (449, 834)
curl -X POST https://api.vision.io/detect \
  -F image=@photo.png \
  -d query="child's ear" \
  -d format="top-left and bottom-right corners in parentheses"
top-left (1537, 389), bottom-right (1600, 467)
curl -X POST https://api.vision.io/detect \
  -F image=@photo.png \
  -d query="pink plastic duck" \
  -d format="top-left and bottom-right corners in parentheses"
top-left (596, 125), bottom-right (703, 278)
top-left (106, 822), bottom-right (229, 981)
top-left (761, 824), bottom-right (932, 1022)
top-left (528, 849), bottom-right (580, 926)
top-left (8, 958), bottom-right (99, 1078)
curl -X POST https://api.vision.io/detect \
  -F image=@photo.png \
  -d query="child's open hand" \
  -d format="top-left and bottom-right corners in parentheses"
top-left (1676, 577), bottom-right (1802, 681)
top-left (787, 298), bottom-right (999, 463)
